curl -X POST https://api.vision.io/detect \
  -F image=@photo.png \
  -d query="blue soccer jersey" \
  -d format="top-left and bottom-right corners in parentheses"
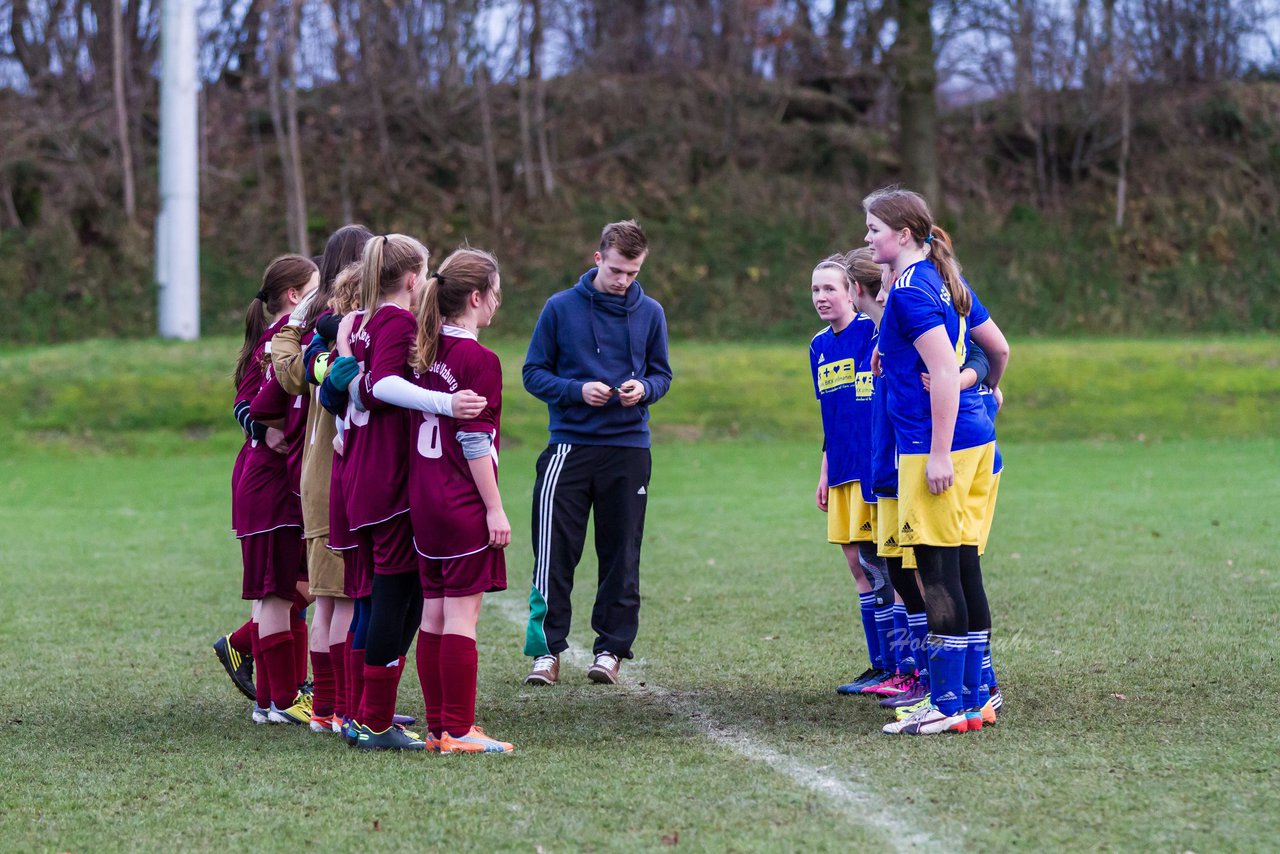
top-left (869, 372), bottom-right (898, 499)
top-left (810, 314), bottom-right (877, 497)
top-left (879, 260), bottom-right (995, 455)
top-left (978, 384), bottom-right (1003, 475)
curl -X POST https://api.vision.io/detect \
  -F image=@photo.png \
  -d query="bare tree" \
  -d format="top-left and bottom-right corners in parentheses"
top-left (893, 0), bottom-right (940, 205)
top-left (111, 0), bottom-right (136, 221)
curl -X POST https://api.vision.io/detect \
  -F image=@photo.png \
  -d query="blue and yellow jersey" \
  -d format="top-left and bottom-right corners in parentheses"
top-left (879, 260), bottom-right (995, 455)
top-left (809, 314), bottom-right (877, 495)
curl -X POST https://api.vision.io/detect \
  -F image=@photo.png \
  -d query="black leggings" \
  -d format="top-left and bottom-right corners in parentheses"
top-left (913, 544), bottom-right (991, 636)
top-left (364, 572), bottom-right (423, 667)
top-left (886, 556), bottom-right (926, 614)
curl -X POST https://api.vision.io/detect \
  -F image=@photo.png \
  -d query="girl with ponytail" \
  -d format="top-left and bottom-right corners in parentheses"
top-left (863, 187), bottom-right (1011, 736)
top-left (407, 247), bottom-right (513, 754)
top-left (231, 254), bottom-right (318, 726)
top-left (329, 234), bottom-right (486, 751)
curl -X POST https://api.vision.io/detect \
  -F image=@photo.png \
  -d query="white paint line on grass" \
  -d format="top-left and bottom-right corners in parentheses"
top-left (493, 596), bottom-right (945, 853)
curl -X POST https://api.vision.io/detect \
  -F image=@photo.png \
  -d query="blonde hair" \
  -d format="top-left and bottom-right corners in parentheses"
top-left (412, 247), bottom-right (501, 373)
top-left (357, 233), bottom-right (430, 333)
top-left (328, 262), bottom-right (363, 315)
top-left (862, 186), bottom-right (970, 316)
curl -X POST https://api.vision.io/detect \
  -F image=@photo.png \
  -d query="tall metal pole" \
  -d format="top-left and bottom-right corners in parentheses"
top-left (156, 0), bottom-right (200, 340)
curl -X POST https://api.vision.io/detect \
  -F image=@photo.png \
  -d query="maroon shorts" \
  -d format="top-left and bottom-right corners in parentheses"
top-left (340, 547), bottom-right (371, 600)
top-left (241, 526), bottom-right (305, 600)
top-left (328, 470), bottom-right (357, 551)
top-left (355, 511), bottom-right (416, 580)
top-left (419, 546), bottom-right (507, 599)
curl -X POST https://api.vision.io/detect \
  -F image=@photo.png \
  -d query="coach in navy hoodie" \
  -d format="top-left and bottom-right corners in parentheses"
top-left (520, 220), bottom-right (673, 687)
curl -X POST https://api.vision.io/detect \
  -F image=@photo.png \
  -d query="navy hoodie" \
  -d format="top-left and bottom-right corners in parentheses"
top-left (523, 269), bottom-right (673, 448)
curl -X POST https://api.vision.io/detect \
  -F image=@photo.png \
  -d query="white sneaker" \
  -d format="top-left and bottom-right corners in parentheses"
top-left (882, 705), bottom-right (967, 735)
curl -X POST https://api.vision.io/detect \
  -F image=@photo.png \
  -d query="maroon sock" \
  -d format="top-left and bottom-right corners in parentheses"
top-left (290, 609), bottom-right (308, 690)
top-left (310, 651), bottom-right (335, 718)
top-left (259, 630), bottom-right (297, 710)
top-left (359, 663), bottom-right (401, 733)
top-left (415, 631), bottom-right (443, 738)
top-left (250, 623), bottom-right (270, 707)
top-left (330, 640), bottom-right (348, 720)
top-left (229, 620), bottom-right (254, 655)
top-left (440, 634), bottom-right (478, 738)
top-left (347, 640), bottom-right (364, 721)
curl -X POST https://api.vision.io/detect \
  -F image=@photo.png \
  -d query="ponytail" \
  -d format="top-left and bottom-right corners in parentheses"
top-left (926, 226), bottom-right (970, 316)
top-left (234, 296), bottom-right (269, 388)
top-left (357, 233), bottom-right (430, 334)
top-left (412, 275), bottom-right (444, 373)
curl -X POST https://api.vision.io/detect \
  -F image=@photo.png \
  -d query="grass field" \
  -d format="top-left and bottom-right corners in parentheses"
top-left (2, 338), bottom-right (1278, 851)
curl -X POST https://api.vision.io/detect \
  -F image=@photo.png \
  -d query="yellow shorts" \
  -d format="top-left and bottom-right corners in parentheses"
top-left (306, 535), bottom-right (348, 599)
top-left (898, 443), bottom-right (997, 548)
top-left (978, 471), bottom-right (1001, 556)
top-left (827, 482), bottom-right (876, 544)
top-left (874, 498), bottom-right (917, 569)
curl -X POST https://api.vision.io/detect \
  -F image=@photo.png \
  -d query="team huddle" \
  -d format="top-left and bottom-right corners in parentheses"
top-left (812, 188), bottom-right (1009, 735)
top-left (215, 220), bottom-right (669, 752)
top-left (213, 186), bottom-right (1005, 750)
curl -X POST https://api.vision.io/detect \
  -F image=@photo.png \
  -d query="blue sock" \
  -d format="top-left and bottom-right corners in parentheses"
top-left (873, 605), bottom-right (896, 672)
top-left (929, 634), bottom-right (967, 716)
top-left (963, 631), bottom-right (988, 710)
top-left (907, 612), bottom-right (930, 688)
top-left (351, 596), bottom-right (371, 651)
top-left (891, 604), bottom-right (912, 673)
top-left (981, 632), bottom-right (997, 701)
top-left (858, 593), bottom-right (883, 669)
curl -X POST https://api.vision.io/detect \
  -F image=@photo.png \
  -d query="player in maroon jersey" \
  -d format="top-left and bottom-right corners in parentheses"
top-left (231, 254), bottom-right (317, 725)
top-left (407, 247), bottom-right (513, 754)
top-left (331, 234), bottom-right (485, 751)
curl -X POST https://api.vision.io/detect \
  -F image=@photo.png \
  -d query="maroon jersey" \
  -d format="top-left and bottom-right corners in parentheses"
top-left (232, 316), bottom-right (302, 537)
top-left (340, 305), bottom-right (416, 529)
top-left (408, 327), bottom-right (502, 558)
top-left (249, 356), bottom-right (309, 497)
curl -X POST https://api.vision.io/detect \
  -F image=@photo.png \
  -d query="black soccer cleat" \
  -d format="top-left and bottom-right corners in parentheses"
top-left (213, 634), bottom-right (256, 701)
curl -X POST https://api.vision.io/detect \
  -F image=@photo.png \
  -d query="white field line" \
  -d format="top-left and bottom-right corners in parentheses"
top-left (493, 596), bottom-right (945, 853)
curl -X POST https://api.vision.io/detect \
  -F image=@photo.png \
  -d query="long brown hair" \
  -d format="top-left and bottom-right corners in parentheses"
top-left (304, 224), bottom-right (373, 328)
top-left (411, 248), bottom-right (501, 373)
top-left (862, 187), bottom-right (970, 316)
top-left (357, 233), bottom-right (430, 333)
top-left (235, 254), bottom-right (316, 387)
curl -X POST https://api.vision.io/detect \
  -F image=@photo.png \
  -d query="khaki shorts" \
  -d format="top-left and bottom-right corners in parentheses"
top-left (307, 536), bottom-right (348, 599)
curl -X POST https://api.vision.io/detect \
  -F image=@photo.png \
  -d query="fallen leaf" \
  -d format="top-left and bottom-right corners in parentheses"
top-left (373, 820), bottom-right (381, 832)
top-left (1112, 693), bottom-right (1128, 701)
top-left (762, 635), bottom-right (780, 641)
top-left (662, 831), bottom-right (680, 846)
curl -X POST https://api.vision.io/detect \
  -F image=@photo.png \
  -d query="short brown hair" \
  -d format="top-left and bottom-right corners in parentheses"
top-left (599, 220), bottom-right (648, 259)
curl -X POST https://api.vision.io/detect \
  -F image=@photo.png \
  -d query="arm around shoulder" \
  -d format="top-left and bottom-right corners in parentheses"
top-left (270, 326), bottom-right (308, 395)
